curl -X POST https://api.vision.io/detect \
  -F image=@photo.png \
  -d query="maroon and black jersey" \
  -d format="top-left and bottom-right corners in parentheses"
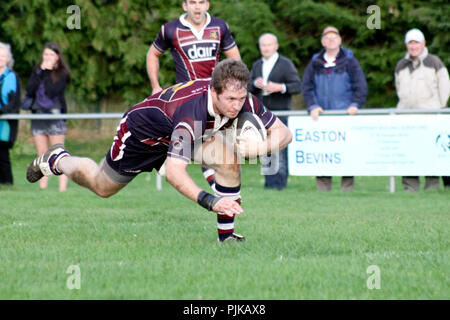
top-left (152, 13), bottom-right (236, 83)
top-left (108, 80), bottom-right (276, 175)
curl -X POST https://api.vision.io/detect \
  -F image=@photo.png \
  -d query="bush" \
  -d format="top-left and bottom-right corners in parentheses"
top-left (1, 0), bottom-right (448, 110)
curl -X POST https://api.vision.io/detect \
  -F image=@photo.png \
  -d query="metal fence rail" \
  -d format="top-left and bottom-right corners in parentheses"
top-left (2, 108), bottom-right (448, 192)
top-left (1, 108), bottom-right (449, 120)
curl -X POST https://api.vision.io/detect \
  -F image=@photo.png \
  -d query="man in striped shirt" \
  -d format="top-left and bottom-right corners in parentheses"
top-left (146, 0), bottom-right (241, 95)
top-left (146, 0), bottom-right (242, 190)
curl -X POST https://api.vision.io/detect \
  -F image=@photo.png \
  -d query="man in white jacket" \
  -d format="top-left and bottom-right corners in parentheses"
top-left (395, 28), bottom-right (450, 191)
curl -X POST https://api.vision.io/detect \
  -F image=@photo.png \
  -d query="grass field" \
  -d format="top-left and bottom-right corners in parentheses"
top-left (0, 137), bottom-right (449, 300)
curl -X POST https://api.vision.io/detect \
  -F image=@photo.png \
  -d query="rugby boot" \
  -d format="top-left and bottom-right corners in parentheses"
top-left (26, 144), bottom-right (69, 183)
top-left (218, 232), bottom-right (245, 242)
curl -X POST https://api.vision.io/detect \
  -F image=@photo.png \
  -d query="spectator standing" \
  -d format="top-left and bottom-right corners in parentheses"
top-left (0, 42), bottom-right (20, 185)
top-left (146, 0), bottom-right (241, 188)
top-left (22, 42), bottom-right (71, 192)
top-left (249, 33), bottom-right (301, 190)
top-left (302, 26), bottom-right (368, 191)
top-left (395, 28), bottom-right (450, 191)
top-left (443, 177), bottom-right (450, 189)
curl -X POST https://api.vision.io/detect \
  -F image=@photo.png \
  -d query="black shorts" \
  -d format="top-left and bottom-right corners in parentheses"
top-left (104, 132), bottom-right (168, 184)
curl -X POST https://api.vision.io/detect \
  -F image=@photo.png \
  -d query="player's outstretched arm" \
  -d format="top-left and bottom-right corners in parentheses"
top-left (165, 157), bottom-right (243, 216)
top-left (146, 45), bottom-right (164, 95)
top-left (266, 117), bottom-right (293, 153)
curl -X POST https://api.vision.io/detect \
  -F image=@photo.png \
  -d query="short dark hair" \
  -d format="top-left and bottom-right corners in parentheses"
top-left (210, 59), bottom-right (249, 95)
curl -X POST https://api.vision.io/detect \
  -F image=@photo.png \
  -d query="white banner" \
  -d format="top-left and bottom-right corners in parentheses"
top-left (288, 115), bottom-right (450, 176)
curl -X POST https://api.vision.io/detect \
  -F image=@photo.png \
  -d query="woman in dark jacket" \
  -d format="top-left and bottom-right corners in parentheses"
top-left (24, 42), bottom-right (71, 191)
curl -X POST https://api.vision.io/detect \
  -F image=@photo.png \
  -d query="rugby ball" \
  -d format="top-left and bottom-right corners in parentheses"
top-left (231, 112), bottom-right (267, 144)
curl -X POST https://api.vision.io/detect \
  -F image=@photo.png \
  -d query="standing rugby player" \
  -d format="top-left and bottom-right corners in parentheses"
top-left (146, 0), bottom-right (241, 94)
top-left (146, 0), bottom-right (241, 188)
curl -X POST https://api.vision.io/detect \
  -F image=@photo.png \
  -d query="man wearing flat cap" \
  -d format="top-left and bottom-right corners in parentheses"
top-left (302, 26), bottom-right (368, 191)
top-left (395, 28), bottom-right (450, 191)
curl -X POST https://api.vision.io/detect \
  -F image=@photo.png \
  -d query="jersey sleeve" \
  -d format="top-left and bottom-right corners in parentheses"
top-left (243, 94), bottom-right (277, 130)
top-left (220, 20), bottom-right (236, 51)
top-left (167, 99), bottom-right (206, 162)
top-left (152, 23), bottom-right (171, 53)
top-left (167, 125), bottom-right (195, 162)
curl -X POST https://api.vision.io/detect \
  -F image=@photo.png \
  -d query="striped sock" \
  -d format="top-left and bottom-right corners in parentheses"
top-left (214, 183), bottom-right (241, 241)
top-left (49, 151), bottom-right (71, 175)
top-left (201, 165), bottom-right (216, 188)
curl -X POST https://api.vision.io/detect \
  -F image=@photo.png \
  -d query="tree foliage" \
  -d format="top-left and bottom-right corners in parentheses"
top-left (1, 0), bottom-right (448, 109)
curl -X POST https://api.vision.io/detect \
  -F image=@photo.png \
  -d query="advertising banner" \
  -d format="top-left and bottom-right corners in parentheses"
top-left (288, 115), bottom-right (450, 176)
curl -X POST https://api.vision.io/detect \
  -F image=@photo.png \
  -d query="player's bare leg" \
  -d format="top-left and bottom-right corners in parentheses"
top-left (57, 157), bottom-right (125, 198)
top-left (195, 132), bottom-right (244, 242)
top-left (197, 132), bottom-right (240, 186)
top-left (26, 144), bottom-right (125, 198)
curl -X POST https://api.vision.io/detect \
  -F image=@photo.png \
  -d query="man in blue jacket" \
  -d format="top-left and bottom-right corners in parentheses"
top-left (302, 26), bottom-right (368, 191)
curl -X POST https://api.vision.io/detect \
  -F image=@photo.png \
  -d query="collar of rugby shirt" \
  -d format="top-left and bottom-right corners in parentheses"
top-left (179, 12), bottom-right (212, 41)
top-left (207, 86), bottom-right (230, 132)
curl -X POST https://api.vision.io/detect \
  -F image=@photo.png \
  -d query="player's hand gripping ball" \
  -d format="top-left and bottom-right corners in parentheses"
top-left (231, 112), bottom-right (267, 159)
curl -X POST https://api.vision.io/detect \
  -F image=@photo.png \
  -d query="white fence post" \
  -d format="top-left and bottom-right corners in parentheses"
top-left (156, 173), bottom-right (162, 191)
top-left (389, 108), bottom-right (396, 193)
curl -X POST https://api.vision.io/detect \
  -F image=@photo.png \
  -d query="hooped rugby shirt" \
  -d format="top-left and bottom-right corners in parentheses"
top-left (122, 80), bottom-right (276, 162)
top-left (152, 13), bottom-right (237, 83)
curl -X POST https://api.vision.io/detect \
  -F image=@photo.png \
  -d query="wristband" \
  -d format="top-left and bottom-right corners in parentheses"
top-left (197, 191), bottom-right (221, 211)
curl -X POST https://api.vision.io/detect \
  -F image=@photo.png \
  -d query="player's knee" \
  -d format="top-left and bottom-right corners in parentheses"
top-left (93, 177), bottom-right (120, 198)
top-left (214, 163), bottom-right (241, 181)
top-left (95, 188), bottom-right (116, 198)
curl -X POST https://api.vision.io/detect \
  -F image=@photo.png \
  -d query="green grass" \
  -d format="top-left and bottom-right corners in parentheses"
top-left (0, 139), bottom-right (449, 299)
